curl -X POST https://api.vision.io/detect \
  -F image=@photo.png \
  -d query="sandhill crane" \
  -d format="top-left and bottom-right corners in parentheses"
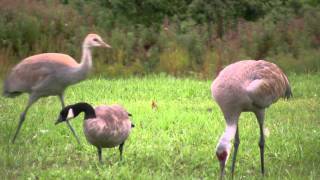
top-left (55, 102), bottom-right (134, 162)
top-left (3, 33), bottom-right (111, 144)
top-left (211, 60), bottom-right (292, 178)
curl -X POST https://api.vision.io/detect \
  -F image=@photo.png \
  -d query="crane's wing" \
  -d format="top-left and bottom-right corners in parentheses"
top-left (3, 53), bottom-right (78, 95)
top-left (246, 61), bottom-right (291, 108)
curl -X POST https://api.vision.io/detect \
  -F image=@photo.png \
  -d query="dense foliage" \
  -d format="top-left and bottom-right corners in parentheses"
top-left (0, 0), bottom-right (320, 77)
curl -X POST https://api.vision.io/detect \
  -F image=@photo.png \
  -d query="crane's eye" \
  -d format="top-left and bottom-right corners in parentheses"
top-left (93, 38), bottom-right (99, 42)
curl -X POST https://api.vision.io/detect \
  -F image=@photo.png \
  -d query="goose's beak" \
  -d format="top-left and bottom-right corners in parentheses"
top-left (55, 115), bottom-right (63, 125)
top-left (54, 115), bottom-right (80, 144)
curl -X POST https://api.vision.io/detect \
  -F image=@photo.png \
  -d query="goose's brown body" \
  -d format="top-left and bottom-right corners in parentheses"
top-left (56, 102), bottom-right (134, 162)
top-left (84, 105), bottom-right (133, 148)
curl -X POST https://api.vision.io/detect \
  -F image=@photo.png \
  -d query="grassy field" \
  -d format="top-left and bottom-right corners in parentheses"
top-left (0, 74), bottom-right (319, 179)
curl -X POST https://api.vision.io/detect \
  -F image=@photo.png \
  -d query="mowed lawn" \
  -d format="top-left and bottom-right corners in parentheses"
top-left (0, 74), bottom-right (319, 179)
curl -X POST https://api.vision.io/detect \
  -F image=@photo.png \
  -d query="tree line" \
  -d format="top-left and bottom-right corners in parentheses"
top-left (0, 0), bottom-right (320, 77)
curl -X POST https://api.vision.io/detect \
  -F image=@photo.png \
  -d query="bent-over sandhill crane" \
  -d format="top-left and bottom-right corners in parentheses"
top-left (55, 102), bottom-right (135, 162)
top-left (211, 60), bottom-right (292, 178)
top-left (3, 33), bottom-right (111, 144)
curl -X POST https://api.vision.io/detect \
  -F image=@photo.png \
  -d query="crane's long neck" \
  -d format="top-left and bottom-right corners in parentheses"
top-left (79, 45), bottom-right (92, 76)
top-left (217, 124), bottom-right (237, 153)
top-left (68, 46), bottom-right (92, 84)
top-left (219, 124), bottom-right (237, 145)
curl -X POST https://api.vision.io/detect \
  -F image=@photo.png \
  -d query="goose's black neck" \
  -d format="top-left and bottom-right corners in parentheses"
top-left (71, 102), bottom-right (96, 119)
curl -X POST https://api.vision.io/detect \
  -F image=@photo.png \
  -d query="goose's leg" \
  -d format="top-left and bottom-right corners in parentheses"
top-left (119, 142), bottom-right (125, 161)
top-left (58, 94), bottom-right (80, 144)
top-left (97, 147), bottom-right (102, 163)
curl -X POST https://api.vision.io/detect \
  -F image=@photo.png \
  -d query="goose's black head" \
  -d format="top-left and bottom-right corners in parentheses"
top-left (55, 102), bottom-right (96, 125)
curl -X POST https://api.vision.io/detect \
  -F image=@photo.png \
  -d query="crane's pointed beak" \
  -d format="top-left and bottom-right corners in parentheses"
top-left (219, 160), bottom-right (226, 179)
top-left (101, 41), bottom-right (111, 48)
top-left (216, 150), bottom-right (228, 179)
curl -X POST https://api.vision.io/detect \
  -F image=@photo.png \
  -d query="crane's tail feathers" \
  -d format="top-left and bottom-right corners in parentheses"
top-left (3, 91), bottom-right (22, 98)
top-left (2, 78), bottom-right (22, 98)
top-left (284, 85), bottom-right (293, 99)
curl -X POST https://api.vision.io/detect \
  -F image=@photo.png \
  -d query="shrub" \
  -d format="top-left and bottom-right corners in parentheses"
top-left (158, 41), bottom-right (190, 75)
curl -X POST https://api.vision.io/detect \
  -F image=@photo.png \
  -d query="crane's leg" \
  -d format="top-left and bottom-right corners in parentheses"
top-left (58, 94), bottom-right (80, 144)
top-left (58, 93), bottom-right (65, 108)
top-left (97, 147), bottom-right (102, 163)
top-left (119, 141), bottom-right (125, 161)
top-left (231, 125), bottom-right (240, 176)
top-left (12, 95), bottom-right (38, 143)
top-left (255, 110), bottom-right (265, 175)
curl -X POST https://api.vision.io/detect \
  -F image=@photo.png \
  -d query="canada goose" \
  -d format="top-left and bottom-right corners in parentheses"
top-left (55, 102), bottom-right (134, 162)
top-left (3, 33), bottom-right (111, 143)
top-left (211, 60), bottom-right (292, 178)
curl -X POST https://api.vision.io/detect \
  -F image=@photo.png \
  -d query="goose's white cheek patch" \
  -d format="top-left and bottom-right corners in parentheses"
top-left (67, 109), bottom-right (75, 119)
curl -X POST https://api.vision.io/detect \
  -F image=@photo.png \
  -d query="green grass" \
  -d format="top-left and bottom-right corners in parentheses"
top-left (0, 74), bottom-right (319, 179)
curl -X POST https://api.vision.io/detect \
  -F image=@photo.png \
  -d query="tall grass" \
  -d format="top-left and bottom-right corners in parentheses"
top-left (0, 74), bottom-right (319, 179)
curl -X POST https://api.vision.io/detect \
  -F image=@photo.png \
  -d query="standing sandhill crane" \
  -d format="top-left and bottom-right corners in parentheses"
top-left (55, 102), bottom-right (135, 162)
top-left (3, 33), bottom-right (111, 144)
top-left (211, 60), bottom-right (292, 178)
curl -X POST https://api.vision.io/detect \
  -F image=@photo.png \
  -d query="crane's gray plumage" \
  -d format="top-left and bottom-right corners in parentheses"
top-left (3, 33), bottom-right (111, 143)
top-left (211, 60), bottom-right (291, 178)
top-left (55, 102), bottom-right (134, 162)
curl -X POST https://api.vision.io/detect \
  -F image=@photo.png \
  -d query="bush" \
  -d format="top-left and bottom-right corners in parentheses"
top-left (158, 40), bottom-right (190, 75)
